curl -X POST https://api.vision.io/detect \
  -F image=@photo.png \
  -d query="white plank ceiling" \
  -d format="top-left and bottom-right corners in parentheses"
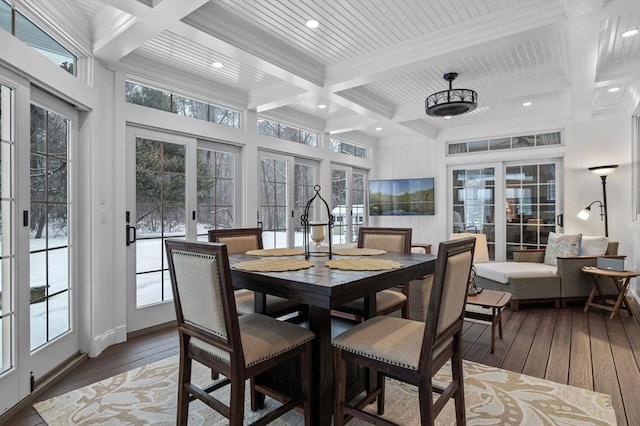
top-left (33, 0), bottom-right (640, 143)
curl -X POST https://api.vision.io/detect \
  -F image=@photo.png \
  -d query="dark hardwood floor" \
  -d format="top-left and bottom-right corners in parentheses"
top-left (3, 300), bottom-right (640, 425)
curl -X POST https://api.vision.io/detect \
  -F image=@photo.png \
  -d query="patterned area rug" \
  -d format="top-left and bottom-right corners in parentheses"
top-left (34, 355), bottom-right (615, 425)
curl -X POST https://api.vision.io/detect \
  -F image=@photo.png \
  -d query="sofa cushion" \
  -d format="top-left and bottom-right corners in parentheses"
top-left (578, 236), bottom-right (609, 256)
top-left (544, 232), bottom-right (581, 266)
top-left (475, 262), bottom-right (558, 284)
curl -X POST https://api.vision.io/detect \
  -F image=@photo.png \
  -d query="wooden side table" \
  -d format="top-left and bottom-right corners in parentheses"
top-left (581, 267), bottom-right (639, 319)
top-left (465, 289), bottom-right (512, 353)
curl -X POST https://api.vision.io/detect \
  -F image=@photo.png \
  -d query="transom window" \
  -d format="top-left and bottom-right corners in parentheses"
top-left (125, 82), bottom-right (240, 129)
top-left (0, 1), bottom-right (76, 75)
top-left (257, 118), bottom-right (318, 147)
top-left (329, 137), bottom-right (367, 159)
top-left (448, 131), bottom-right (561, 155)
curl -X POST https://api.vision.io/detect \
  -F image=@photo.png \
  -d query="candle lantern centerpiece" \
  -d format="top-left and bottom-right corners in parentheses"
top-left (301, 185), bottom-right (334, 260)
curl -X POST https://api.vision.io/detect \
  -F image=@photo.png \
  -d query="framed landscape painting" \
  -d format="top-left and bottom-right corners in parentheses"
top-left (369, 178), bottom-right (435, 216)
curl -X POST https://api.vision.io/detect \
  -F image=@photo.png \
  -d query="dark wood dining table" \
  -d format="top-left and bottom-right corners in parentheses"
top-left (229, 250), bottom-right (436, 426)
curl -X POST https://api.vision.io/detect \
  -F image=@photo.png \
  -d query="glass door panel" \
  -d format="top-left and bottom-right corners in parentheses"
top-left (452, 167), bottom-right (496, 259)
top-left (134, 138), bottom-right (185, 307)
top-left (259, 155), bottom-right (288, 248)
top-left (29, 103), bottom-right (71, 350)
top-left (293, 163), bottom-right (316, 247)
top-left (0, 83), bottom-right (14, 383)
top-left (505, 163), bottom-right (557, 258)
top-left (196, 147), bottom-right (236, 241)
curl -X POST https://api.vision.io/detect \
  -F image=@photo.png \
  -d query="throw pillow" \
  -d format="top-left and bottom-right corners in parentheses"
top-left (544, 232), bottom-right (582, 266)
top-left (579, 235), bottom-right (609, 256)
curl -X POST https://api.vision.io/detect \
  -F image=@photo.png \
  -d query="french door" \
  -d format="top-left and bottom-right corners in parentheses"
top-left (0, 73), bottom-right (80, 412)
top-left (125, 127), bottom-right (239, 332)
top-left (451, 159), bottom-right (562, 261)
top-left (258, 152), bottom-right (318, 248)
top-left (331, 166), bottom-right (367, 244)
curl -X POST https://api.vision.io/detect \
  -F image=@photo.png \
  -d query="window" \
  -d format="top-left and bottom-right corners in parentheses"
top-left (125, 82), bottom-right (240, 129)
top-left (293, 162), bottom-right (317, 247)
top-left (29, 103), bottom-right (71, 350)
top-left (134, 138), bottom-right (185, 307)
top-left (331, 166), bottom-right (367, 244)
top-left (259, 156), bottom-right (288, 248)
top-left (505, 163), bottom-right (557, 255)
top-left (452, 167), bottom-right (496, 259)
top-left (329, 137), bottom-right (367, 159)
top-left (257, 118), bottom-right (318, 147)
top-left (196, 147), bottom-right (235, 240)
top-left (448, 131), bottom-right (561, 155)
top-left (0, 83), bottom-right (14, 374)
top-left (0, 1), bottom-right (77, 75)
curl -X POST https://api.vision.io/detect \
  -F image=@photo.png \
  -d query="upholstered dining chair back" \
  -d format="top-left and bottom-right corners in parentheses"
top-left (331, 237), bottom-right (475, 425)
top-left (208, 227), bottom-right (263, 254)
top-left (358, 227), bottom-right (412, 253)
top-left (207, 227), bottom-right (304, 319)
top-left (166, 240), bottom-right (241, 367)
top-left (426, 237), bottom-right (475, 342)
top-left (165, 240), bottom-right (315, 425)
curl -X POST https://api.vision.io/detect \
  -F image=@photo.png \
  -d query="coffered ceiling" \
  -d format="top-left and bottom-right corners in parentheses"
top-left (29, 0), bottom-right (640, 144)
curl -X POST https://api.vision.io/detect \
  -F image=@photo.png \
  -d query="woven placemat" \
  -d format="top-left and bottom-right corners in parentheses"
top-left (333, 248), bottom-right (386, 256)
top-left (245, 248), bottom-right (305, 256)
top-left (325, 258), bottom-right (402, 271)
top-left (233, 258), bottom-right (314, 272)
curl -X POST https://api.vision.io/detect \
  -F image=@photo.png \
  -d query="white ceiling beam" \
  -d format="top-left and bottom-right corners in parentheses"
top-left (94, 0), bottom-right (208, 63)
top-left (567, 22), bottom-right (599, 121)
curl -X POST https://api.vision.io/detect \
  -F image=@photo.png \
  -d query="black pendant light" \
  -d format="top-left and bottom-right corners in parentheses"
top-left (425, 72), bottom-right (478, 117)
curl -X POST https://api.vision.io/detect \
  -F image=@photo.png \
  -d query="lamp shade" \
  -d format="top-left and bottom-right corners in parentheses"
top-left (449, 232), bottom-right (489, 263)
top-left (588, 165), bottom-right (618, 177)
top-left (577, 208), bottom-right (591, 220)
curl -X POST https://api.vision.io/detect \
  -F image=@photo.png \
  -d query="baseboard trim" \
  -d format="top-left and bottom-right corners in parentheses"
top-left (90, 328), bottom-right (118, 358)
top-left (0, 353), bottom-right (87, 425)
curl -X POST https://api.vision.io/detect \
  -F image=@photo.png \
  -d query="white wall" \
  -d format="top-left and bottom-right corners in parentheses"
top-left (372, 115), bottom-right (637, 301)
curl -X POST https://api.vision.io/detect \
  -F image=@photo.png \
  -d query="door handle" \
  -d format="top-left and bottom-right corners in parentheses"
top-left (126, 225), bottom-right (137, 246)
top-left (556, 214), bottom-right (564, 228)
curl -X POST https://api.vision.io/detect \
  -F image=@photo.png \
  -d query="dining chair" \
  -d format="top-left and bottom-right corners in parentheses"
top-left (208, 228), bottom-right (304, 318)
top-left (333, 227), bottom-right (412, 320)
top-left (332, 237), bottom-right (475, 425)
top-left (165, 240), bottom-right (315, 425)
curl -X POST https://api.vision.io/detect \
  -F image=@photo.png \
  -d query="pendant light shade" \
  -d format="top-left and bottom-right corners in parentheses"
top-left (425, 72), bottom-right (478, 117)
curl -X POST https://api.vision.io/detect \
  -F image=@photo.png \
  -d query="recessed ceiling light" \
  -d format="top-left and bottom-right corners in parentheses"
top-left (317, 104), bottom-right (327, 109)
top-left (375, 127), bottom-right (382, 131)
top-left (522, 101), bottom-right (532, 106)
top-left (608, 87), bottom-right (620, 92)
top-left (306, 19), bottom-right (319, 29)
top-left (444, 116), bottom-right (452, 119)
top-left (621, 29), bottom-right (638, 38)
top-left (212, 61), bottom-right (224, 69)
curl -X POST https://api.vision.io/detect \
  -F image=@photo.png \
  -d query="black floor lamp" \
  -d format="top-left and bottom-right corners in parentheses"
top-left (577, 165), bottom-right (618, 237)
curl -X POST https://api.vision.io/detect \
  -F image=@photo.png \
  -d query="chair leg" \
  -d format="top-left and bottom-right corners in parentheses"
top-left (401, 304), bottom-right (408, 319)
top-left (418, 378), bottom-right (435, 425)
top-left (452, 340), bottom-right (467, 425)
top-left (302, 343), bottom-right (313, 424)
top-left (333, 349), bottom-right (347, 426)
top-left (177, 354), bottom-right (192, 426)
top-left (377, 372), bottom-right (385, 415)
top-left (229, 376), bottom-right (245, 426)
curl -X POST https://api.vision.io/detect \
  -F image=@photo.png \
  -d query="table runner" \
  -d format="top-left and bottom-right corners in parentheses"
top-left (245, 248), bottom-right (305, 256)
top-left (333, 248), bottom-right (386, 256)
top-left (325, 258), bottom-right (402, 271)
top-left (233, 258), bottom-right (314, 272)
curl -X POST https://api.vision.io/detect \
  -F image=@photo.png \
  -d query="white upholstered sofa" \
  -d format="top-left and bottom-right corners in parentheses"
top-left (474, 234), bottom-right (621, 311)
